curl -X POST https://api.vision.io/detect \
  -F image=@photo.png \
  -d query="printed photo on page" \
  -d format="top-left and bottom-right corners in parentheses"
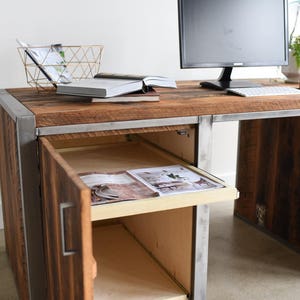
top-left (79, 171), bottom-right (158, 205)
top-left (127, 165), bottom-right (224, 196)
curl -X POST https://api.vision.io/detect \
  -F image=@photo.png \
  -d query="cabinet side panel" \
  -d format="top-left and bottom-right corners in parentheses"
top-left (235, 118), bottom-right (300, 250)
top-left (139, 128), bottom-right (195, 164)
top-left (273, 117), bottom-right (300, 247)
top-left (39, 137), bottom-right (93, 300)
top-left (122, 207), bottom-right (193, 293)
top-left (0, 107), bottom-right (29, 299)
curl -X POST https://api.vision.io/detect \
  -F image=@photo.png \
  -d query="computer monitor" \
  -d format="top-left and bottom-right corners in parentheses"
top-left (178, 0), bottom-right (289, 90)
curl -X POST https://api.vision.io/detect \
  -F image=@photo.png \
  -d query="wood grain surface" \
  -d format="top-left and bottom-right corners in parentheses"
top-left (39, 137), bottom-right (93, 299)
top-left (122, 208), bottom-right (193, 293)
top-left (235, 117), bottom-right (300, 250)
top-left (7, 81), bottom-right (300, 127)
top-left (45, 124), bottom-right (193, 145)
top-left (0, 107), bottom-right (29, 299)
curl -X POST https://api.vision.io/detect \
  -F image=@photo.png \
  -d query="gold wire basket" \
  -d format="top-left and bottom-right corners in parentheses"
top-left (18, 45), bottom-right (104, 91)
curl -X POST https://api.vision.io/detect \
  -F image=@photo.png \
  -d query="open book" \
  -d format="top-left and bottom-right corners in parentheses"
top-left (56, 73), bottom-right (176, 98)
top-left (79, 165), bottom-right (224, 205)
top-left (94, 73), bottom-right (177, 90)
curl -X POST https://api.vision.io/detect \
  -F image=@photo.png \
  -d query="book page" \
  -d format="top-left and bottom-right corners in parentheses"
top-left (95, 72), bottom-right (177, 89)
top-left (127, 165), bottom-right (224, 196)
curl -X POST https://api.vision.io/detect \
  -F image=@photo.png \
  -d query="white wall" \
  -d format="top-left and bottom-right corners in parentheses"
top-left (0, 0), bottom-right (282, 228)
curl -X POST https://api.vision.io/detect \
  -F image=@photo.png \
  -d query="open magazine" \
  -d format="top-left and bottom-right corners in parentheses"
top-left (79, 165), bottom-right (224, 205)
top-left (80, 171), bottom-right (158, 205)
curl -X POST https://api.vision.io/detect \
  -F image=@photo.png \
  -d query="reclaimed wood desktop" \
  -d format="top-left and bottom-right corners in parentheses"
top-left (1, 80), bottom-right (300, 300)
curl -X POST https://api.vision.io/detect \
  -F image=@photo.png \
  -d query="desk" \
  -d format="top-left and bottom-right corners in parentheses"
top-left (0, 81), bottom-right (300, 300)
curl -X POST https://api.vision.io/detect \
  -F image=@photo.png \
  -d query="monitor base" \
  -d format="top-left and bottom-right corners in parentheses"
top-left (200, 80), bottom-right (262, 90)
top-left (200, 67), bottom-right (262, 90)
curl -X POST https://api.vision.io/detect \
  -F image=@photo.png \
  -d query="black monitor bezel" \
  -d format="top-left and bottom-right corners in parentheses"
top-left (178, 0), bottom-right (289, 69)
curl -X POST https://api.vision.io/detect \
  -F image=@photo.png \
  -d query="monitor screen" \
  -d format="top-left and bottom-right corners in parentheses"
top-left (178, 0), bottom-right (288, 89)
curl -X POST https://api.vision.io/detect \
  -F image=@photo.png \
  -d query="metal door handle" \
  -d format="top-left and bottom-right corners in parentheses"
top-left (60, 202), bottom-right (76, 256)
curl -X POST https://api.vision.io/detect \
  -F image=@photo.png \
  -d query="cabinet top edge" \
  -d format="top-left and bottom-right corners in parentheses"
top-left (5, 80), bottom-right (300, 128)
top-left (0, 89), bottom-right (34, 121)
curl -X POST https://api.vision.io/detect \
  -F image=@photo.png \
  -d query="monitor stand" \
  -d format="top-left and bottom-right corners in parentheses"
top-left (200, 67), bottom-right (262, 90)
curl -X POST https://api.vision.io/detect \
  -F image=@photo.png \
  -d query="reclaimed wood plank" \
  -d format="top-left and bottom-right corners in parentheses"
top-left (0, 107), bottom-right (29, 299)
top-left (235, 117), bottom-right (300, 251)
top-left (7, 81), bottom-right (300, 127)
top-left (39, 137), bottom-right (94, 300)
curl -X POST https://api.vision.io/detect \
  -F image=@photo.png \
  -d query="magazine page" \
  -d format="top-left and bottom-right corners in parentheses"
top-left (79, 171), bottom-right (158, 205)
top-left (127, 165), bottom-right (224, 196)
top-left (17, 40), bottom-right (72, 84)
top-left (29, 46), bottom-right (72, 84)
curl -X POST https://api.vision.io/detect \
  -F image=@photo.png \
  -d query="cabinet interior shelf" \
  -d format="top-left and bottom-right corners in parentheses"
top-left (93, 224), bottom-right (188, 300)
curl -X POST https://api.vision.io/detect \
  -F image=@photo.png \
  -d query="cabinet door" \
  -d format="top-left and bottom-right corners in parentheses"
top-left (39, 137), bottom-right (94, 300)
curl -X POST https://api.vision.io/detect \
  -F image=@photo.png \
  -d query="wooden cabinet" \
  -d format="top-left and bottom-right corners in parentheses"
top-left (2, 83), bottom-right (300, 300)
top-left (39, 134), bottom-right (238, 299)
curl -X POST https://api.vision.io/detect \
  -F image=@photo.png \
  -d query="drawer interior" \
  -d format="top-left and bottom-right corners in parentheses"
top-left (53, 133), bottom-right (238, 220)
top-left (57, 137), bottom-right (176, 173)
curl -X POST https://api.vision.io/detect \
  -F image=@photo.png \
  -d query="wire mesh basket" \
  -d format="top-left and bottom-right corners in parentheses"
top-left (18, 45), bottom-right (104, 91)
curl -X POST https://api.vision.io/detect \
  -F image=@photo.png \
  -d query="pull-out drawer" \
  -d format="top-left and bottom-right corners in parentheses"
top-left (39, 134), bottom-right (238, 300)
